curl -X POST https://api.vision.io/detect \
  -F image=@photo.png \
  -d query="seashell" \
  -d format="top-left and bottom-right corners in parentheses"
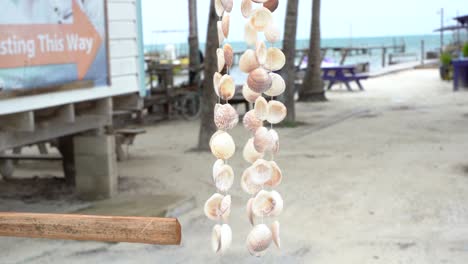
top-left (213, 72), bottom-right (222, 97)
top-left (264, 23), bottom-right (281, 43)
top-left (218, 75), bottom-right (235, 100)
top-left (242, 83), bottom-right (261, 103)
top-left (267, 100), bottom-right (287, 124)
top-left (239, 49), bottom-right (260, 73)
top-left (219, 224), bottom-right (232, 254)
top-left (213, 163), bottom-right (235, 192)
top-left (212, 224), bottom-right (222, 253)
top-left (264, 47), bottom-right (286, 71)
top-left (256, 41), bottom-right (267, 65)
top-left (241, 168), bottom-right (262, 195)
top-left (251, 0), bottom-right (269, 2)
top-left (254, 96), bottom-right (269, 121)
top-left (264, 73), bottom-right (286, 97)
top-left (249, 7), bottom-right (273, 32)
top-left (243, 109), bottom-right (263, 133)
top-left (252, 190), bottom-right (283, 217)
top-left (214, 103), bottom-right (239, 130)
top-left (222, 13), bottom-right (230, 38)
top-left (247, 198), bottom-right (255, 226)
top-left (246, 224), bottom-right (272, 257)
top-left (249, 159), bottom-right (273, 185)
top-left (210, 130), bottom-right (236, 160)
top-left (254, 127), bottom-right (273, 153)
top-left (215, 0), bottom-right (225, 17)
top-left (248, 68), bottom-right (272, 94)
top-left (244, 22), bottom-right (258, 46)
top-left (241, 0), bottom-right (253, 18)
top-left (269, 129), bottom-right (280, 154)
top-left (212, 159), bottom-right (224, 181)
top-left (223, 44), bottom-right (234, 68)
top-left (204, 193), bottom-right (231, 220)
top-left (220, 195), bottom-right (231, 215)
top-left (221, 0), bottom-right (233, 12)
top-left (217, 21), bottom-right (225, 45)
top-left (265, 160), bottom-right (282, 187)
top-left (243, 138), bottom-right (264, 163)
top-left (263, 0), bottom-right (279, 12)
top-left (271, 221), bottom-right (281, 248)
top-left (216, 48), bottom-right (225, 72)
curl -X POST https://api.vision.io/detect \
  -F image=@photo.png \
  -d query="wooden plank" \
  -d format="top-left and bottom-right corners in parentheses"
top-left (0, 111), bottom-right (34, 132)
top-left (0, 154), bottom-right (62, 161)
top-left (0, 213), bottom-right (181, 245)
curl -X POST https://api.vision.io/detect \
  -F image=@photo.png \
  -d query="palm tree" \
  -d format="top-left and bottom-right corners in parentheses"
top-left (281, 0), bottom-right (299, 123)
top-left (197, 0), bottom-right (218, 150)
top-left (188, 0), bottom-right (200, 85)
top-left (299, 0), bottom-right (326, 101)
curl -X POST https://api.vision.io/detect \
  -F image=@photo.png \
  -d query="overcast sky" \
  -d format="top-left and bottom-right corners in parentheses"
top-left (141, 0), bottom-right (467, 45)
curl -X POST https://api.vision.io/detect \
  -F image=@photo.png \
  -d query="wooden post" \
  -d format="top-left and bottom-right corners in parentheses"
top-left (0, 213), bottom-right (181, 245)
top-left (420, 40), bottom-right (425, 65)
top-left (382, 48), bottom-right (387, 68)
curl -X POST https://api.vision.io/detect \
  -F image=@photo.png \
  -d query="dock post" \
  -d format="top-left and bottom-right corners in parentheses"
top-left (382, 48), bottom-right (387, 68)
top-left (420, 40), bottom-right (425, 65)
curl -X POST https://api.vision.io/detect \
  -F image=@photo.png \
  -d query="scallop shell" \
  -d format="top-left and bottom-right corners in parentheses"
top-left (271, 221), bottom-right (281, 248)
top-left (223, 44), bottom-right (234, 68)
top-left (204, 193), bottom-right (231, 220)
top-left (241, 168), bottom-right (262, 195)
top-left (216, 48), bottom-right (225, 72)
top-left (222, 13), bottom-right (230, 38)
top-left (212, 159), bottom-right (224, 181)
top-left (264, 73), bottom-right (286, 97)
top-left (254, 96), bottom-right (268, 121)
top-left (241, 0), bottom-right (253, 18)
top-left (213, 72), bottom-right (222, 97)
top-left (210, 131), bottom-right (236, 160)
top-left (212, 224), bottom-right (222, 253)
top-left (249, 159), bottom-right (273, 185)
top-left (215, 0), bottom-right (225, 17)
top-left (217, 21), bottom-right (225, 45)
top-left (214, 103), bottom-right (239, 130)
top-left (239, 49), bottom-right (260, 73)
top-left (243, 109), bottom-right (264, 133)
top-left (264, 23), bottom-right (281, 43)
top-left (252, 190), bottom-right (283, 217)
top-left (213, 163), bottom-right (235, 192)
top-left (269, 129), bottom-right (280, 154)
top-left (247, 198), bottom-right (255, 226)
top-left (263, 0), bottom-right (279, 12)
top-left (218, 75), bottom-right (235, 100)
top-left (264, 47), bottom-right (286, 71)
top-left (267, 100), bottom-right (287, 124)
top-left (256, 41), bottom-right (267, 65)
top-left (248, 68), bottom-right (272, 94)
top-left (242, 83), bottom-right (261, 103)
top-left (254, 127), bottom-right (273, 153)
top-left (221, 0), bottom-right (233, 12)
top-left (243, 137), bottom-right (264, 163)
top-left (265, 160), bottom-right (282, 187)
top-left (244, 22), bottom-right (258, 46)
top-left (220, 195), bottom-right (231, 215)
top-left (250, 7), bottom-right (273, 32)
top-left (219, 224), bottom-right (232, 254)
top-left (246, 224), bottom-right (272, 257)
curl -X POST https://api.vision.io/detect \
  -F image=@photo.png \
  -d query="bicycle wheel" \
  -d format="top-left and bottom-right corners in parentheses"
top-left (181, 91), bottom-right (202, 120)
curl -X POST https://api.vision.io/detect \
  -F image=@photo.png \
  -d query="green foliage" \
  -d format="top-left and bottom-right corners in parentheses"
top-left (440, 52), bottom-right (452, 66)
top-left (463, 43), bottom-right (468, 57)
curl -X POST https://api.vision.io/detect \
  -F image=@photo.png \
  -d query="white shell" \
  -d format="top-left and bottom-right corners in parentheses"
top-left (213, 162), bottom-right (235, 192)
top-left (254, 96), bottom-right (268, 121)
top-left (213, 72), bottom-right (222, 97)
top-left (216, 48), bottom-right (225, 72)
top-left (218, 75), bottom-right (235, 100)
top-left (256, 41), bottom-right (267, 65)
top-left (244, 22), bottom-right (258, 46)
top-left (241, 0), bottom-right (253, 18)
top-left (264, 73), bottom-right (286, 97)
top-left (243, 137), bottom-right (264, 163)
top-left (204, 193), bottom-right (230, 220)
top-left (241, 168), bottom-right (262, 195)
top-left (210, 131), bottom-right (236, 160)
top-left (214, 103), bottom-right (239, 130)
top-left (212, 159), bottom-right (224, 182)
top-left (220, 195), bottom-right (231, 215)
top-left (246, 224), bottom-right (273, 257)
top-left (239, 49), bottom-right (260, 73)
top-left (242, 83), bottom-right (261, 103)
top-left (249, 7), bottom-right (273, 32)
top-left (264, 23), bottom-right (281, 43)
top-left (271, 221), bottom-right (280, 248)
top-left (221, 0), bottom-right (233, 12)
top-left (265, 160), bottom-right (282, 187)
top-left (267, 100), bottom-right (287, 124)
top-left (217, 21), bottom-right (225, 45)
top-left (215, 0), bottom-right (225, 17)
top-left (269, 129), bottom-right (279, 154)
top-left (249, 159), bottom-right (273, 185)
top-left (222, 13), bottom-right (230, 38)
top-left (212, 224), bottom-right (222, 253)
top-left (247, 198), bottom-right (255, 226)
top-left (264, 47), bottom-right (286, 71)
top-left (253, 126), bottom-right (273, 153)
top-left (252, 190), bottom-right (283, 217)
top-left (243, 109), bottom-right (263, 133)
top-left (219, 224), bottom-right (232, 254)
top-left (247, 68), bottom-right (272, 94)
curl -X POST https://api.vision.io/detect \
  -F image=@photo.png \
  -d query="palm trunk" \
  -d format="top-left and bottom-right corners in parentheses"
top-left (197, 0), bottom-right (218, 150)
top-left (188, 0), bottom-right (200, 85)
top-left (299, 0), bottom-right (326, 102)
top-left (280, 0), bottom-right (299, 123)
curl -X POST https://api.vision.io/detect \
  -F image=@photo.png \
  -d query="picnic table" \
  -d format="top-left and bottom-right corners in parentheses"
top-left (453, 59), bottom-right (468, 91)
top-left (321, 65), bottom-right (368, 91)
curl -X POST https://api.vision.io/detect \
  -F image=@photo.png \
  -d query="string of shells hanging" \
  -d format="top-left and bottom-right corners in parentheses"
top-left (204, 0), bottom-right (237, 255)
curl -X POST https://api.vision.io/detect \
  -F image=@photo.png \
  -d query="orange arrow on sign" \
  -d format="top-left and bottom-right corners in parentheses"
top-left (0, 0), bottom-right (102, 80)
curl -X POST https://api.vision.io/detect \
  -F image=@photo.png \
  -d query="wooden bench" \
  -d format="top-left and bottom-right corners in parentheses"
top-left (115, 128), bottom-right (146, 161)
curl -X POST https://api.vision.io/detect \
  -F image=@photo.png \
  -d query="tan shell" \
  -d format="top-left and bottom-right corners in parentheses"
top-left (264, 73), bottom-right (286, 97)
top-left (246, 224), bottom-right (272, 257)
top-left (265, 47), bottom-right (285, 71)
top-left (243, 137), bottom-right (264, 163)
top-left (239, 49), bottom-right (260, 73)
top-left (254, 96), bottom-right (269, 121)
top-left (248, 68), bottom-right (272, 94)
top-left (217, 21), bottom-right (225, 45)
top-left (215, 0), bottom-right (225, 17)
top-left (222, 13), bottom-right (230, 38)
top-left (223, 44), bottom-right (234, 68)
top-left (252, 190), bottom-right (283, 217)
top-left (210, 131), bottom-right (236, 160)
top-left (243, 109), bottom-right (264, 133)
top-left (249, 159), bottom-right (273, 185)
top-left (264, 23), bottom-right (281, 43)
top-left (263, 0), bottom-right (279, 12)
top-left (265, 160), bottom-right (282, 187)
top-left (212, 224), bottom-right (232, 254)
top-left (241, 168), bottom-right (262, 195)
top-left (216, 48), bottom-right (225, 73)
top-left (204, 193), bottom-right (231, 220)
top-left (218, 75), bottom-right (235, 100)
top-left (241, 0), bottom-right (253, 18)
top-left (267, 100), bottom-right (287, 124)
top-left (247, 198), bottom-right (255, 226)
top-left (271, 221), bottom-right (281, 249)
top-left (269, 129), bottom-right (280, 154)
top-left (242, 83), bottom-right (261, 103)
top-left (256, 41), bottom-right (267, 65)
top-left (221, 0), bottom-right (233, 12)
top-left (244, 22), bottom-right (258, 46)
top-left (250, 7), bottom-right (273, 32)
top-left (214, 103), bottom-right (239, 130)
top-left (213, 72), bottom-right (222, 97)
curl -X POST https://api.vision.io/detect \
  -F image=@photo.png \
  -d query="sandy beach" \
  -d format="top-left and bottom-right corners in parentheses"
top-left (1, 68), bottom-right (468, 263)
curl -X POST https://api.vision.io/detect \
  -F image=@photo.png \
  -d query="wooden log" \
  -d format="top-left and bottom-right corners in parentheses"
top-left (0, 213), bottom-right (181, 245)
